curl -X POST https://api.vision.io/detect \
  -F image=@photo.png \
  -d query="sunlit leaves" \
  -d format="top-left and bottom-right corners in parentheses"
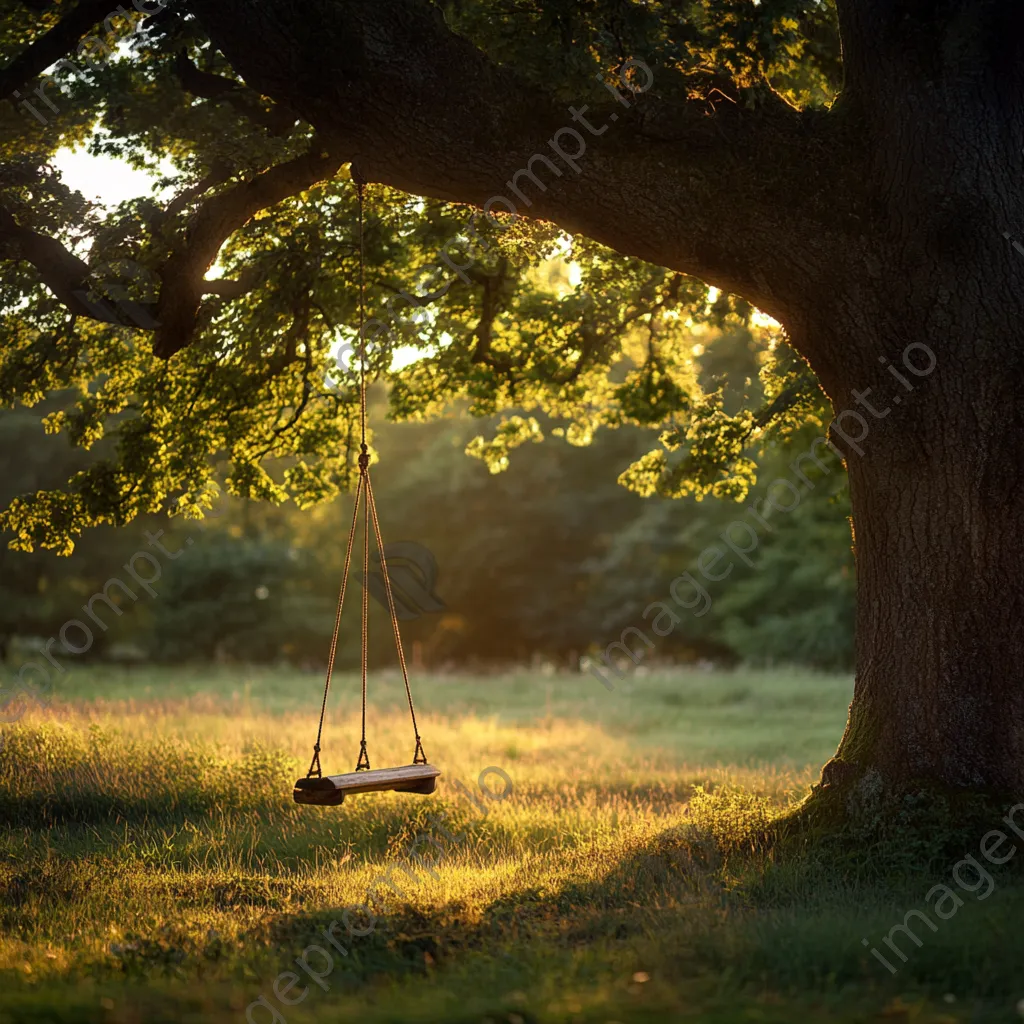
top-left (444, 0), bottom-right (840, 107)
top-left (465, 414), bottom-right (544, 473)
top-left (1, 489), bottom-right (86, 555)
top-left (614, 359), bottom-right (691, 425)
top-left (618, 392), bottom-right (757, 501)
top-left (0, 0), bottom-right (840, 552)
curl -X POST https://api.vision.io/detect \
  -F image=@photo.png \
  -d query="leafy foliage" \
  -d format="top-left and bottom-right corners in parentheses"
top-left (0, 364), bottom-right (853, 670)
top-left (0, 0), bottom-right (839, 554)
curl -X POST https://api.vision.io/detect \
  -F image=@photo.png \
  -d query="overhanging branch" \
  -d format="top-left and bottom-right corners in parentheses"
top-left (187, 0), bottom-right (821, 319)
top-left (1, 143), bottom-right (346, 356)
top-left (153, 143), bottom-right (346, 357)
top-left (0, 203), bottom-right (156, 326)
top-left (172, 51), bottom-right (297, 136)
top-left (0, 0), bottom-right (117, 102)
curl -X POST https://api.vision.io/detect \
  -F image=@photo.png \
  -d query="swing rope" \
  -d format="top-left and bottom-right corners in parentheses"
top-left (306, 170), bottom-right (428, 779)
top-left (365, 469), bottom-right (427, 765)
top-left (307, 474), bottom-right (362, 779)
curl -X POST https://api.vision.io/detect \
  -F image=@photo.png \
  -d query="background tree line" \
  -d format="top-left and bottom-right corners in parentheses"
top-left (0, 327), bottom-right (854, 673)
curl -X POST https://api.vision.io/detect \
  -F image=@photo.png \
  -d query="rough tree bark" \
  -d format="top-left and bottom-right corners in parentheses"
top-left (809, 294), bottom-right (1024, 800)
top-left (7, 0), bottom-right (1024, 804)
top-left (795, 0), bottom-right (1024, 801)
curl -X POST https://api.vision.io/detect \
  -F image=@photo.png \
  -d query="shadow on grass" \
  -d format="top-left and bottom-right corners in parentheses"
top-left (5, 722), bottom-right (1024, 1022)
top-left (244, 787), bottom-right (1024, 1021)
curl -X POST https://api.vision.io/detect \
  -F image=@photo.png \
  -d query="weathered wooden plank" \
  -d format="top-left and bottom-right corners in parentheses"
top-left (293, 764), bottom-right (440, 805)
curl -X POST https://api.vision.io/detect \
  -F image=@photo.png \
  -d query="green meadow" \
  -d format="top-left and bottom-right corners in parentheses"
top-left (1, 665), bottom-right (1022, 1024)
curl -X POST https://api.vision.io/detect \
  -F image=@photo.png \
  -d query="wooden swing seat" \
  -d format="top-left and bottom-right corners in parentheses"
top-left (293, 764), bottom-right (440, 806)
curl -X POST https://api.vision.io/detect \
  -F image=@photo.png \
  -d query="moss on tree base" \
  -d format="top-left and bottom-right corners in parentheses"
top-left (763, 758), bottom-right (1024, 874)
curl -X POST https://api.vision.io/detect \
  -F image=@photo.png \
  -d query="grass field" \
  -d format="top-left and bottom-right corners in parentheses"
top-left (1, 664), bottom-right (1023, 1024)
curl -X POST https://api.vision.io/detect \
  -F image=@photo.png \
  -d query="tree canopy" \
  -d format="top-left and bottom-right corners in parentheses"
top-left (0, 0), bottom-right (841, 553)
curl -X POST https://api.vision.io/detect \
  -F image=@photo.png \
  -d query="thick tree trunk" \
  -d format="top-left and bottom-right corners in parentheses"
top-left (784, 0), bottom-right (1024, 805)
top-left (813, 306), bottom-right (1024, 799)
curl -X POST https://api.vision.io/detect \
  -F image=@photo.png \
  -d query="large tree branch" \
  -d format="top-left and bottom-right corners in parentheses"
top-left (153, 161), bottom-right (233, 225)
top-left (186, 0), bottom-right (829, 322)
top-left (0, 0), bottom-right (114, 101)
top-left (0, 143), bottom-right (345, 354)
top-left (0, 203), bottom-right (156, 325)
top-left (153, 144), bottom-right (345, 357)
top-left (172, 51), bottom-right (298, 137)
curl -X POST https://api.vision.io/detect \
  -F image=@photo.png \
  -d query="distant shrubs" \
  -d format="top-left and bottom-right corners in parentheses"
top-left (144, 537), bottom-right (333, 663)
top-left (0, 404), bottom-right (856, 673)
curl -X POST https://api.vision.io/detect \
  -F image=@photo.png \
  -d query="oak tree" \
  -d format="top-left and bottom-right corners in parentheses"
top-left (2, 0), bottom-right (1022, 810)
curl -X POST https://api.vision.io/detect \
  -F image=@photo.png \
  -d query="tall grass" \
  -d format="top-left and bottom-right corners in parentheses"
top-left (0, 666), bottom-right (1021, 1023)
